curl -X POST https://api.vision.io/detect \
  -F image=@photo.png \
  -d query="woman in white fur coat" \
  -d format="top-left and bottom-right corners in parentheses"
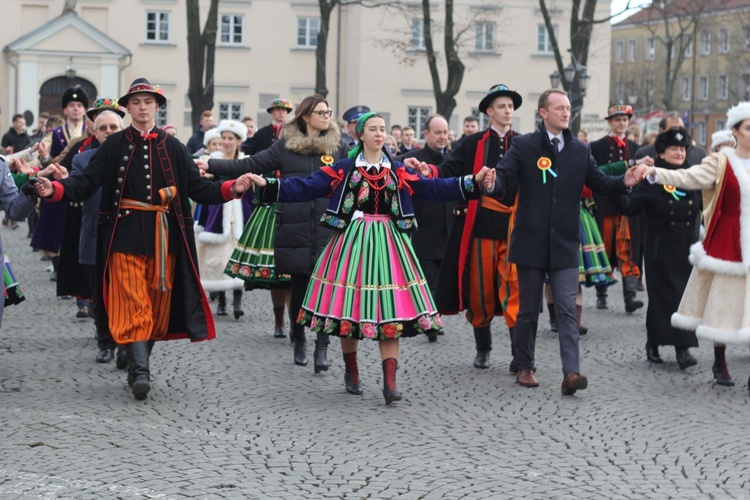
top-left (640, 102), bottom-right (750, 390)
top-left (195, 120), bottom-right (249, 319)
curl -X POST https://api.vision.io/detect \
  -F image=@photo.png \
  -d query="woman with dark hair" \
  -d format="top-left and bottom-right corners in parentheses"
top-left (246, 113), bottom-right (493, 404)
top-left (639, 104), bottom-right (750, 390)
top-left (612, 128), bottom-right (701, 368)
top-left (197, 94), bottom-right (347, 371)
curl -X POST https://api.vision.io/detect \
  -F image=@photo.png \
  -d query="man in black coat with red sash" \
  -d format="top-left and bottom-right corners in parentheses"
top-left (35, 78), bottom-right (254, 401)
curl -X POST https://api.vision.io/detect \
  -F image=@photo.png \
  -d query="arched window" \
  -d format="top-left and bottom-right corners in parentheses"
top-left (39, 76), bottom-right (98, 116)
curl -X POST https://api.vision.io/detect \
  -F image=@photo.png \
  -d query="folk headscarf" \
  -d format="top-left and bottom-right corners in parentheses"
top-left (347, 112), bottom-right (381, 159)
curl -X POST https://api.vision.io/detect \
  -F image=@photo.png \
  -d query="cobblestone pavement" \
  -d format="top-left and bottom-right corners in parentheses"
top-left (1, 223), bottom-right (750, 499)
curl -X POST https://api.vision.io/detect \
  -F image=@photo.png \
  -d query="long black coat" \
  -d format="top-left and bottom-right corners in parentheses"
top-left (242, 124), bottom-right (277, 156)
top-left (52, 127), bottom-right (233, 342)
top-left (208, 122), bottom-right (346, 275)
top-left (400, 145), bottom-right (453, 260)
top-left (610, 160), bottom-right (701, 347)
top-left (494, 125), bottom-right (629, 269)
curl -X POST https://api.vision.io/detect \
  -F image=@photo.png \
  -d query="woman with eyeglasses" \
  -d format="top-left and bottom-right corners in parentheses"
top-left (197, 94), bottom-right (348, 373)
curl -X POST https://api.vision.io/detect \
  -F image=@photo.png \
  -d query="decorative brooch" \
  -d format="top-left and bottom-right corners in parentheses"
top-left (664, 185), bottom-right (686, 200)
top-left (321, 155), bottom-right (334, 166)
top-left (537, 157), bottom-right (557, 184)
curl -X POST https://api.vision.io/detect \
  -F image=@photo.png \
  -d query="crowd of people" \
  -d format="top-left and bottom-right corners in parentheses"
top-left (2, 77), bottom-right (749, 405)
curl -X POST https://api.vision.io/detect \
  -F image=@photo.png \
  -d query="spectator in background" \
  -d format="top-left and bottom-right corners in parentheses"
top-left (29, 112), bottom-right (50, 144)
top-left (245, 99), bottom-right (294, 155)
top-left (162, 123), bottom-right (178, 137)
top-left (2, 114), bottom-right (32, 155)
top-left (455, 116), bottom-right (479, 147)
top-left (577, 129), bottom-right (588, 143)
top-left (641, 130), bottom-right (657, 147)
top-left (384, 135), bottom-right (399, 156)
top-left (186, 110), bottom-right (214, 154)
top-left (627, 124), bottom-right (642, 145)
top-left (398, 125), bottom-right (420, 154)
top-left (240, 116), bottom-right (256, 154)
top-left (390, 124), bottom-right (402, 144)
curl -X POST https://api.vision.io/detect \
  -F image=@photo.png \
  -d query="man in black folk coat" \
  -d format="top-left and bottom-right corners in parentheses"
top-left (489, 90), bottom-right (641, 395)
top-left (243, 98), bottom-right (293, 155)
top-left (36, 78), bottom-right (254, 401)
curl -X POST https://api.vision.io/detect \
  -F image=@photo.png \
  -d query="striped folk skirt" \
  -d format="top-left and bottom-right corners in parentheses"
top-left (224, 204), bottom-right (290, 289)
top-left (297, 214), bottom-right (442, 340)
top-left (579, 205), bottom-right (615, 288)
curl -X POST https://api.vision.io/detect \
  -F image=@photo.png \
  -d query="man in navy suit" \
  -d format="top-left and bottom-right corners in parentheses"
top-left (489, 89), bottom-right (642, 394)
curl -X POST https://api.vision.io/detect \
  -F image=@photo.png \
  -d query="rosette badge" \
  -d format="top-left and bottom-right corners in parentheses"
top-left (664, 185), bottom-right (686, 200)
top-left (536, 157), bottom-right (557, 184)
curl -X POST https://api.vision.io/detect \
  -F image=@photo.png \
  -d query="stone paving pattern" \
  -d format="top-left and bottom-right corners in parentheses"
top-left (1, 224), bottom-right (749, 499)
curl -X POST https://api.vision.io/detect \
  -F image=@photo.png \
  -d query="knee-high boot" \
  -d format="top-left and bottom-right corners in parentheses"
top-left (343, 351), bottom-right (363, 395)
top-left (595, 285), bottom-right (608, 309)
top-left (50, 255), bottom-right (59, 282)
top-left (382, 358), bottom-right (402, 404)
top-left (273, 306), bottom-right (286, 338)
top-left (293, 327), bottom-right (308, 366)
top-left (232, 289), bottom-right (244, 320)
top-left (712, 345), bottom-right (734, 386)
top-left (126, 341), bottom-right (151, 400)
top-left (623, 276), bottom-right (644, 313)
top-left (314, 331), bottom-right (329, 373)
top-left (216, 292), bottom-right (227, 316)
top-left (473, 326), bottom-right (491, 369)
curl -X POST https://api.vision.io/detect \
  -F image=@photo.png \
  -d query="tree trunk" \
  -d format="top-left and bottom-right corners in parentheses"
top-left (315, 0), bottom-right (334, 97)
top-left (186, 0), bottom-right (219, 128)
top-left (423, 0), bottom-right (464, 120)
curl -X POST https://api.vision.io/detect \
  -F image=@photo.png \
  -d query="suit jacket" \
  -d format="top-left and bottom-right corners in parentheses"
top-left (493, 125), bottom-right (629, 269)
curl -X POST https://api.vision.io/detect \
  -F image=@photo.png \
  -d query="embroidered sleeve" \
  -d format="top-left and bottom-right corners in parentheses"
top-left (459, 174), bottom-right (479, 200)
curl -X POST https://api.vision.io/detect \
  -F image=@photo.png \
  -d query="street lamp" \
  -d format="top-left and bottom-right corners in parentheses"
top-left (65, 57), bottom-right (76, 83)
top-left (626, 83), bottom-right (638, 107)
top-left (548, 62), bottom-right (590, 133)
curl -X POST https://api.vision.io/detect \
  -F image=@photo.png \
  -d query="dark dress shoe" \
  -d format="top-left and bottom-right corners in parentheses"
top-left (473, 350), bottom-right (490, 369)
top-left (675, 347), bottom-right (697, 369)
top-left (95, 348), bottom-right (115, 363)
top-left (712, 366), bottom-right (735, 386)
top-left (579, 324), bottom-right (588, 335)
top-left (427, 331), bottom-right (438, 342)
top-left (516, 369), bottom-right (539, 387)
top-left (625, 298), bottom-right (644, 313)
top-left (561, 373), bottom-right (588, 395)
top-left (273, 326), bottom-right (286, 338)
top-left (645, 342), bottom-right (664, 363)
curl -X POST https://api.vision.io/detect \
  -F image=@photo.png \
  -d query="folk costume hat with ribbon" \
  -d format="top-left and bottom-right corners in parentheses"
top-left (62, 86), bottom-right (89, 109)
top-left (215, 119), bottom-right (248, 141)
top-left (605, 103), bottom-right (633, 120)
top-left (266, 99), bottom-right (293, 114)
top-left (655, 127), bottom-right (692, 154)
top-left (118, 78), bottom-right (167, 107)
top-left (725, 101), bottom-right (750, 130)
top-left (86, 98), bottom-right (125, 121)
top-left (478, 84), bottom-right (522, 114)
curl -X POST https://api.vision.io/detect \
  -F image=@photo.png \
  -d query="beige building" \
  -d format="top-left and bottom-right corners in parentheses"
top-left (2, 0), bottom-right (611, 142)
top-left (612, 0), bottom-right (750, 147)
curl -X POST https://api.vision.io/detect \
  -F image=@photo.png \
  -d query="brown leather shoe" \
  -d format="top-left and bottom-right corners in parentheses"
top-left (516, 369), bottom-right (539, 387)
top-left (561, 373), bottom-right (588, 395)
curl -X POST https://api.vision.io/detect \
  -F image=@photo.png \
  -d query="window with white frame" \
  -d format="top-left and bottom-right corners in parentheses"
top-left (615, 40), bottom-right (624, 63)
top-left (628, 40), bottom-right (637, 62)
top-left (146, 11), bottom-right (170, 42)
top-left (156, 102), bottom-right (168, 127)
top-left (408, 106), bottom-right (431, 136)
top-left (220, 14), bottom-right (244, 46)
top-left (700, 31), bottom-right (711, 55)
top-left (695, 121), bottom-right (707, 146)
top-left (717, 74), bottom-right (729, 100)
top-left (297, 17), bottom-right (319, 48)
top-left (645, 37), bottom-right (655, 60)
top-left (681, 76), bottom-right (691, 101)
top-left (470, 107), bottom-right (489, 130)
top-left (683, 34), bottom-right (693, 57)
top-left (411, 19), bottom-right (425, 50)
top-left (718, 27), bottom-right (730, 53)
top-left (219, 102), bottom-right (243, 121)
top-left (698, 75), bottom-right (709, 101)
top-left (537, 24), bottom-right (558, 54)
top-left (474, 21), bottom-right (495, 51)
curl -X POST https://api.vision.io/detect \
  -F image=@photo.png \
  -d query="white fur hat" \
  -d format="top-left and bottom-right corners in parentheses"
top-left (203, 128), bottom-right (221, 147)
top-left (710, 129), bottom-right (735, 152)
top-left (725, 101), bottom-right (750, 130)
top-left (215, 119), bottom-right (248, 141)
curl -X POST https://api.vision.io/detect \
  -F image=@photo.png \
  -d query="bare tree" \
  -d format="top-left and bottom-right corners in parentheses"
top-left (539, 0), bottom-right (634, 134)
top-left (186, 0), bottom-right (219, 128)
top-left (629, 0), bottom-right (709, 111)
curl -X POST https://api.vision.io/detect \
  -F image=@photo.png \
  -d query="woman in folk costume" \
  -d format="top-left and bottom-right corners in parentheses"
top-left (192, 128), bottom-right (223, 231)
top-left (195, 120), bottom-right (250, 319)
top-left (639, 102), bottom-right (750, 390)
top-left (246, 113), bottom-right (494, 404)
top-left (197, 94), bottom-right (348, 372)
top-left (612, 129), bottom-right (702, 368)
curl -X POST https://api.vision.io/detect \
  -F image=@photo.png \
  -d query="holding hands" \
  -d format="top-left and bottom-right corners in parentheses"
top-left (475, 166), bottom-right (496, 191)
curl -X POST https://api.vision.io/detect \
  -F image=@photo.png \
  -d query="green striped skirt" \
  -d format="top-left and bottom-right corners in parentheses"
top-left (579, 205), bottom-right (615, 287)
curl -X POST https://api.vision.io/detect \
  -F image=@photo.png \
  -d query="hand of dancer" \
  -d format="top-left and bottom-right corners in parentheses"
top-left (34, 176), bottom-right (54, 198)
top-left (232, 173), bottom-right (255, 194)
top-left (246, 173), bottom-right (267, 187)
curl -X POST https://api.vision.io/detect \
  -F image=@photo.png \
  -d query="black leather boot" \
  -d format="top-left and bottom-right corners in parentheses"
top-left (232, 290), bottom-right (244, 319)
top-left (547, 303), bottom-right (558, 332)
top-left (343, 351), bottom-right (363, 395)
top-left (273, 306), bottom-right (286, 338)
top-left (115, 345), bottom-right (128, 370)
top-left (96, 347), bottom-right (114, 363)
top-left (216, 292), bottom-right (227, 316)
top-left (675, 346), bottom-right (697, 370)
top-left (314, 332), bottom-right (329, 373)
top-left (293, 329), bottom-right (308, 366)
top-left (382, 358), bottom-right (402, 405)
top-left (126, 342), bottom-right (151, 400)
top-left (595, 285), bottom-right (608, 309)
top-left (646, 341), bottom-right (663, 363)
top-left (712, 345), bottom-right (735, 386)
top-left (623, 276), bottom-right (644, 313)
top-left (50, 255), bottom-right (59, 282)
top-left (576, 305), bottom-right (588, 335)
top-left (473, 326), bottom-right (491, 369)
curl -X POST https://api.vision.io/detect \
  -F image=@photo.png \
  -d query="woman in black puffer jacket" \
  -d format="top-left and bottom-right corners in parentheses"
top-left (200, 94), bottom-right (348, 371)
